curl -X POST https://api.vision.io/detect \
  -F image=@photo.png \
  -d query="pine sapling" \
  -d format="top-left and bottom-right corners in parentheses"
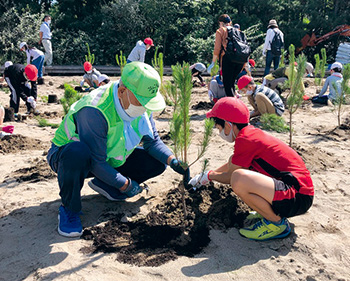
top-left (115, 51), bottom-right (126, 74)
top-left (85, 43), bottom-right (95, 64)
top-left (170, 62), bottom-right (214, 221)
top-left (286, 44), bottom-right (306, 147)
top-left (320, 48), bottom-right (327, 86)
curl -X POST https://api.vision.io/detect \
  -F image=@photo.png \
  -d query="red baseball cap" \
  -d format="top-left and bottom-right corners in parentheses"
top-left (84, 61), bottom-right (92, 72)
top-left (248, 59), bottom-right (256, 67)
top-left (144, 37), bottom-right (154, 46)
top-left (206, 97), bottom-right (250, 124)
top-left (237, 75), bottom-right (253, 90)
top-left (24, 64), bottom-right (38, 81)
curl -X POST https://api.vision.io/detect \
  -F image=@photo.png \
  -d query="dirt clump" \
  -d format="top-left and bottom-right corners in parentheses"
top-left (81, 183), bottom-right (249, 267)
top-left (3, 159), bottom-right (56, 183)
top-left (191, 101), bottom-right (213, 110)
top-left (0, 135), bottom-right (47, 154)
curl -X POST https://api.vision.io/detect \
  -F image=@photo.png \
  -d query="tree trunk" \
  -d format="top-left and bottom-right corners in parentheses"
top-left (289, 111), bottom-right (293, 147)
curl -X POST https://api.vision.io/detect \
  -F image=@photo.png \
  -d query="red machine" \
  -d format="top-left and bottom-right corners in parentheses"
top-left (296, 25), bottom-right (350, 54)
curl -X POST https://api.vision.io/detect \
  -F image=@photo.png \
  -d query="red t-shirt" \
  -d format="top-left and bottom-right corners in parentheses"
top-left (231, 126), bottom-right (314, 201)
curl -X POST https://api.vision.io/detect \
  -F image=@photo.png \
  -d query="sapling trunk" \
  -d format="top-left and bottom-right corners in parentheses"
top-left (333, 64), bottom-right (350, 127)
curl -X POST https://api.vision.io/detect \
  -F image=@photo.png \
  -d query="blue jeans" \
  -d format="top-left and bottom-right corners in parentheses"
top-left (264, 50), bottom-right (280, 76)
top-left (32, 55), bottom-right (45, 78)
top-left (47, 142), bottom-right (166, 213)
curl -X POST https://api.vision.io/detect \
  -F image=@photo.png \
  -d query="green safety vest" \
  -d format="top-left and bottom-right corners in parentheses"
top-left (52, 82), bottom-right (145, 168)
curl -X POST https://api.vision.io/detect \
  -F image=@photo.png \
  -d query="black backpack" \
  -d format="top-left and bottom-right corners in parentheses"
top-left (225, 26), bottom-right (251, 64)
top-left (270, 30), bottom-right (284, 56)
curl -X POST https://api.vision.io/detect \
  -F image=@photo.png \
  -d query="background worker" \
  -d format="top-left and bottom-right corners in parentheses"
top-left (80, 61), bottom-right (101, 89)
top-left (19, 42), bottom-right (45, 84)
top-left (238, 75), bottom-right (284, 118)
top-left (208, 14), bottom-right (247, 97)
top-left (263, 19), bottom-right (284, 76)
top-left (47, 62), bottom-right (189, 238)
top-left (127, 38), bottom-right (154, 63)
top-left (190, 62), bottom-right (207, 86)
top-left (312, 62), bottom-right (343, 106)
top-left (189, 97), bottom-right (314, 241)
top-left (3, 64), bottom-right (38, 114)
top-left (208, 74), bottom-right (226, 104)
top-left (39, 15), bottom-right (53, 67)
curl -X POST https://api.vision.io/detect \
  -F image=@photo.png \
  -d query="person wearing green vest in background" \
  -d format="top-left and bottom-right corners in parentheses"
top-left (47, 62), bottom-right (190, 238)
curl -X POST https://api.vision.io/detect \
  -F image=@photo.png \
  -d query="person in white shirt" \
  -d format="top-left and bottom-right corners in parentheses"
top-left (19, 42), bottom-right (45, 84)
top-left (127, 38), bottom-right (154, 63)
top-left (39, 15), bottom-right (53, 66)
top-left (263, 19), bottom-right (284, 76)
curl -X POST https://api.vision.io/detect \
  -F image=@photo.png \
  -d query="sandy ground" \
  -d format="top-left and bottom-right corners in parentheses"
top-left (0, 75), bottom-right (350, 281)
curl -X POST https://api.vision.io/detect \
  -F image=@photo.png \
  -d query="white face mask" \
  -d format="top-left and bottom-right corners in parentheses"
top-left (124, 91), bottom-right (146, 118)
top-left (219, 122), bottom-right (236, 143)
top-left (246, 89), bottom-right (254, 95)
top-left (46, 20), bottom-right (51, 25)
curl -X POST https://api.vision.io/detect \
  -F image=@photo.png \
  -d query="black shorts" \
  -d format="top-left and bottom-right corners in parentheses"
top-left (271, 178), bottom-right (313, 218)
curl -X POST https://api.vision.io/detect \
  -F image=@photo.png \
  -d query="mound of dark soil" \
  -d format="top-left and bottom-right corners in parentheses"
top-left (191, 101), bottom-right (213, 110)
top-left (0, 135), bottom-right (47, 154)
top-left (81, 184), bottom-right (249, 267)
top-left (3, 159), bottom-right (56, 183)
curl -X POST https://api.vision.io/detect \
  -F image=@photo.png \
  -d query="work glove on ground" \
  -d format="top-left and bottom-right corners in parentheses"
top-left (2, 125), bottom-right (14, 134)
top-left (188, 170), bottom-right (212, 188)
top-left (207, 62), bottom-right (215, 73)
top-left (27, 96), bottom-right (36, 108)
top-left (120, 179), bottom-right (143, 198)
top-left (170, 158), bottom-right (190, 187)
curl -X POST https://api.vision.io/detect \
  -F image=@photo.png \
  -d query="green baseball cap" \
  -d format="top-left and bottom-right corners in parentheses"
top-left (121, 62), bottom-right (165, 111)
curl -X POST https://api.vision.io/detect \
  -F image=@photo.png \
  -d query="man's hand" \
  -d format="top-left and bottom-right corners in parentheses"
top-left (120, 179), bottom-right (143, 198)
top-left (188, 170), bottom-right (212, 187)
top-left (27, 96), bottom-right (36, 108)
top-left (262, 50), bottom-right (266, 57)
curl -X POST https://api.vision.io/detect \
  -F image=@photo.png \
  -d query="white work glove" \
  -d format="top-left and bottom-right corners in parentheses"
top-left (207, 62), bottom-right (215, 73)
top-left (25, 82), bottom-right (31, 89)
top-left (27, 96), bottom-right (36, 108)
top-left (80, 80), bottom-right (85, 87)
top-left (208, 90), bottom-right (214, 102)
top-left (189, 170), bottom-right (212, 188)
top-left (262, 50), bottom-right (266, 57)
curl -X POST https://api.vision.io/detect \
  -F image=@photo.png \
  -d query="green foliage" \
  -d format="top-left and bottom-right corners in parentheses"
top-left (115, 51), bottom-right (126, 75)
top-left (0, 7), bottom-right (43, 64)
top-left (260, 114), bottom-right (289, 133)
top-left (40, 95), bottom-right (48, 103)
top-left (333, 64), bottom-right (350, 127)
top-left (60, 84), bottom-right (83, 115)
top-left (152, 47), bottom-right (164, 79)
top-left (163, 81), bottom-right (178, 107)
top-left (287, 44), bottom-right (307, 147)
top-left (35, 117), bottom-right (59, 128)
top-left (314, 48), bottom-right (327, 87)
top-left (209, 61), bottom-right (219, 77)
top-left (85, 43), bottom-right (95, 64)
top-left (279, 49), bottom-right (287, 68)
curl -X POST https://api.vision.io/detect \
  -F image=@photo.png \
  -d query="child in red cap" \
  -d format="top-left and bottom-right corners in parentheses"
top-left (189, 97), bottom-right (314, 241)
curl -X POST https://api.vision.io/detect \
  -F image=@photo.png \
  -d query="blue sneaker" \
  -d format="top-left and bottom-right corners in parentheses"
top-left (58, 205), bottom-right (83, 237)
top-left (88, 178), bottom-right (127, 201)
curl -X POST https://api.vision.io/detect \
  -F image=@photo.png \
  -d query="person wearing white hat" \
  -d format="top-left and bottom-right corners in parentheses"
top-left (312, 62), bottom-right (343, 105)
top-left (98, 74), bottom-right (110, 87)
top-left (263, 19), bottom-right (284, 76)
top-left (19, 42), bottom-right (45, 84)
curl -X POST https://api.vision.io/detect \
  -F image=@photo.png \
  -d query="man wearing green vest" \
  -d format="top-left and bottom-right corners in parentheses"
top-left (47, 62), bottom-right (189, 237)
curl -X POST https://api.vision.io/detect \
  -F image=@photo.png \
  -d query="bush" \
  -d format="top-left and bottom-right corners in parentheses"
top-left (260, 114), bottom-right (289, 133)
top-left (60, 84), bottom-right (82, 115)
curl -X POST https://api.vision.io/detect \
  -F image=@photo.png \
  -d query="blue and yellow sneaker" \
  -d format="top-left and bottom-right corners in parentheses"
top-left (239, 218), bottom-right (291, 241)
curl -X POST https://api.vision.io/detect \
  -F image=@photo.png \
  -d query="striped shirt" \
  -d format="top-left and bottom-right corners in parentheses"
top-left (254, 85), bottom-right (285, 116)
